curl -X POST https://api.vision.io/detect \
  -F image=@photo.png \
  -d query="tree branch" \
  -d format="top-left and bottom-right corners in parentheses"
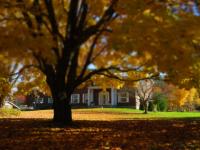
top-left (67, 0), bottom-right (79, 39)
top-left (90, 46), bottom-right (107, 63)
top-left (44, 0), bottom-right (59, 38)
top-left (80, 0), bottom-right (118, 43)
top-left (9, 65), bottom-right (39, 77)
top-left (76, 65), bottom-right (159, 87)
top-left (9, 64), bottom-right (40, 87)
top-left (97, 71), bottom-right (159, 82)
top-left (78, 31), bottom-right (103, 80)
top-left (77, 0), bottom-right (87, 32)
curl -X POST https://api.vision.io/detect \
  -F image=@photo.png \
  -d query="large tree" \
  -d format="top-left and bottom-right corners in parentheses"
top-left (0, 0), bottom-right (130, 124)
top-left (0, 0), bottom-right (157, 124)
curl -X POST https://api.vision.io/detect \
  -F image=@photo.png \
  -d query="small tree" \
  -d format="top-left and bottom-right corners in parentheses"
top-left (136, 79), bottom-right (154, 114)
top-left (0, 78), bottom-right (11, 107)
top-left (0, 56), bottom-right (14, 108)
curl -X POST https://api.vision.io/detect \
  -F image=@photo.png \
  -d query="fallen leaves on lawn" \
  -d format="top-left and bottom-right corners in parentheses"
top-left (0, 119), bottom-right (200, 150)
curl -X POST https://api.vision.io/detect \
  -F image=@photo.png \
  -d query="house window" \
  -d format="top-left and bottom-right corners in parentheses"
top-left (71, 94), bottom-right (80, 104)
top-left (118, 92), bottom-right (129, 103)
top-left (36, 98), bottom-right (44, 104)
top-left (82, 93), bottom-right (88, 104)
top-left (48, 98), bottom-right (53, 104)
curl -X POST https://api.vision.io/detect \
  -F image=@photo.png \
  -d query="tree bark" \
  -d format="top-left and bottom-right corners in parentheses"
top-left (49, 82), bottom-right (73, 125)
top-left (53, 98), bottom-right (72, 125)
top-left (143, 102), bottom-right (148, 114)
top-left (0, 97), bottom-right (3, 108)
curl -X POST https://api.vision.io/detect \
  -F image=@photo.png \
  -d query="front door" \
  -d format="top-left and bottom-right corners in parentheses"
top-left (99, 91), bottom-right (110, 105)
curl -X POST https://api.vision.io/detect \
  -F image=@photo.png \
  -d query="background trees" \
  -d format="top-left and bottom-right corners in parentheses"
top-left (109, 0), bottom-right (200, 91)
top-left (167, 87), bottom-right (200, 111)
top-left (0, 78), bottom-right (11, 107)
top-left (151, 83), bottom-right (200, 112)
top-left (0, 53), bottom-right (17, 107)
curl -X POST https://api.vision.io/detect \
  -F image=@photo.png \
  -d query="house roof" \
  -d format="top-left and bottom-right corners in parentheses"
top-left (15, 95), bottom-right (26, 102)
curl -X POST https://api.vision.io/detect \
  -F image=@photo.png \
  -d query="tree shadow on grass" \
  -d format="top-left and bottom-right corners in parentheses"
top-left (0, 118), bottom-right (200, 149)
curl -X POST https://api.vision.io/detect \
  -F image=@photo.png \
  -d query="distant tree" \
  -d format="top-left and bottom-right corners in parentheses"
top-left (136, 79), bottom-right (154, 114)
top-left (181, 88), bottom-right (200, 111)
top-left (0, 78), bottom-right (11, 107)
top-left (0, 54), bottom-right (17, 107)
top-left (164, 86), bottom-right (199, 111)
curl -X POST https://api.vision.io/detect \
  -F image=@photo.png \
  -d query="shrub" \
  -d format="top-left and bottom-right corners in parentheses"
top-left (195, 105), bottom-right (200, 111)
top-left (152, 92), bottom-right (168, 112)
top-left (139, 103), bottom-right (144, 110)
top-left (0, 108), bottom-right (21, 117)
top-left (148, 101), bottom-right (154, 111)
top-left (157, 99), bottom-right (168, 112)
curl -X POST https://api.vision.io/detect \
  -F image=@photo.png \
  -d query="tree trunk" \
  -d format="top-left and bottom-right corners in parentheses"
top-left (50, 85), bottom-right (73, 125)
top-left (0, 97), bottom-right (4, 108)
top-left (53, 99), bottom-right (72, 125)
top-left (143, 102), bottom-right (148, 114)
top-left (46, 72), bottom-right (74, 125)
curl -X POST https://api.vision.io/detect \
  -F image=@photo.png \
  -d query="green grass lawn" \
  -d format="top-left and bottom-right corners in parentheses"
top-left (73, 107), bottom-right (200, 119)
top-left (2, 107), bottom-right (200, 120)
top-left (74, 107), bottom-right (142, 113)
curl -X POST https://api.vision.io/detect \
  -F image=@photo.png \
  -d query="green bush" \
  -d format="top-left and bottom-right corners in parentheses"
top-left (152, 92), bottom-right (168, 112)
top-left (0, 108), bottom-right (21, 117)
top-left (139, 103), bottom-right (144, 110)
top-left (148, 101), bottom-right (154, 111)
top-left (157, 99), bottom-right (168, 111)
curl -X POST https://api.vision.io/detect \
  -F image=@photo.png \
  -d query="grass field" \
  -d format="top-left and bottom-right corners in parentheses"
top-left (5, 107), bottom-right (200, 120)
top-left (73, 108), bottom-right (200, 121)
top-left (1, 108), bottom-right (200, 149)
top-left (74, 108), bottom-right (200, 119)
